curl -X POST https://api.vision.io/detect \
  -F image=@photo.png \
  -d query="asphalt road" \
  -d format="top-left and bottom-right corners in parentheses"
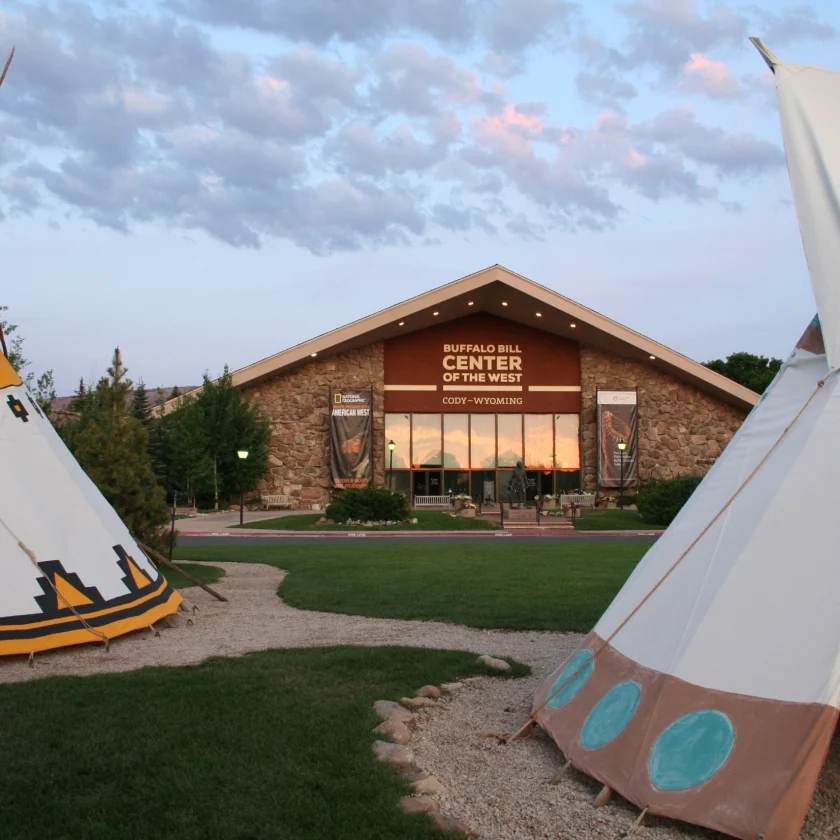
top-left (179, 534), bottom-right (659, 547)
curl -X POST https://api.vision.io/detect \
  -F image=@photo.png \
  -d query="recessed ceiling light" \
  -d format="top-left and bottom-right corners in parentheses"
top-left (433, 311), bottom-right (440, 316)
top-left (311, 352), bottom-right (317, 357)
top-left (467, 301), bottom-right (474, 306)
top-left (649, 354), bottom-right (656, 360)
top-left (398, 321), bottom-right (405, 326)
top-left (570, 323), bottom-right (577, 328)
top-left (501, 301), bottom-right (508, 306)
top-left (535, 312), bottom-right (542, 317)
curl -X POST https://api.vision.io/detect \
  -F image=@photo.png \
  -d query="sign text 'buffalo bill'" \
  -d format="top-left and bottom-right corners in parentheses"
top-left (329, 388), bottom-right (373, 489)
top-left (596, 390), bottom-right (638, 488)
top-left (385, 313), bottom-right (581, 412)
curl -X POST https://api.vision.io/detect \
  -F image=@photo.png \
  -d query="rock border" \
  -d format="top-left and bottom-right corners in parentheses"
top-left (371, 656), bottom-right (509, 836)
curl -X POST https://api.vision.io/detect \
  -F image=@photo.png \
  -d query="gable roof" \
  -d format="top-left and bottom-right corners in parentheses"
top-left (163, 265), bottom-right (758, 411)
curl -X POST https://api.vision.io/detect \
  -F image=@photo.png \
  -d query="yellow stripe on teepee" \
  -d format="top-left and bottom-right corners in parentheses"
top-left (54, 573), bottom-right (95, 608)
top-left (126, 557), bottom-right (152, 589)
top-left (0, 354), bottom-right (23, 388)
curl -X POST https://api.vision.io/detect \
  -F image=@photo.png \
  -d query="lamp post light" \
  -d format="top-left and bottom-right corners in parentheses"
top-left (387, 440), bottom-right (395, 490)
top-left (237, 450), bottom-right (249, 526)
top-left (617, 439), bottom-right (627, 505)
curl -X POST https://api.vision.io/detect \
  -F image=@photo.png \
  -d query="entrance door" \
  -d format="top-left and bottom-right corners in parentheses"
top-left (412, 470), bottom-right (443, 498)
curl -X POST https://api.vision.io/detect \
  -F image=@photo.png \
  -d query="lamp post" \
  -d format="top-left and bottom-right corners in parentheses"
top-left (237, 450), bottom-right (249, 526)
top-left (387, 440), bottom-right (395, 490)
top-left (617, 439), bottom-right (627, 505)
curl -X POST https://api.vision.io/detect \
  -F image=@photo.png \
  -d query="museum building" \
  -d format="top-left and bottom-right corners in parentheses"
top-left (184, 266), bottom-right (758, 509)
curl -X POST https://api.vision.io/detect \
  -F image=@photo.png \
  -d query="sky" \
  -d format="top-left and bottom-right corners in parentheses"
top-left (1, 0), bottom-right (838, 393)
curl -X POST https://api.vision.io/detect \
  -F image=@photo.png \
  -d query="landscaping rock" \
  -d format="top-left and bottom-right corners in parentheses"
top-left (400, 796), bottom-right (440, 814)
top-left (372, 740), bottom-right (415, 767)
top-left (413, 775), bottom-right (445, 795)
top-left (429, 812), bottom-right (475, 836)
top-left (416, 685), bottom-right (442, 699)
top-left (440, 682), bottom-right (464, 693)
top-left (477, 655), bottom-right (511, 672)
top-left (400, 696), bottom-right (435, 709)
top-left (373, 719), bottom-right (412, 745)
top-left (374, 700), bottom-right (413, 723)
top-left (398, 765), bottom-right (429, 782)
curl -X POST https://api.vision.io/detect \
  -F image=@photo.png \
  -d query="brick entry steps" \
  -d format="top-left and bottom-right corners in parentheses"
top-left (477, 507), bottom-right (575, 530)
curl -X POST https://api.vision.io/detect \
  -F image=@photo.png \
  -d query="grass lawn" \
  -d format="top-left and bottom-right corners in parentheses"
top-left (176, 542), bottom-right (647, 632)
top-left (240, 510), bottom-right (499, 531)
top-left (574, 509), bottom-right (662, 531)
top-left (0, 647), bottom-right (525, 840)
top-left (161, 561), bottom-right (225, 590)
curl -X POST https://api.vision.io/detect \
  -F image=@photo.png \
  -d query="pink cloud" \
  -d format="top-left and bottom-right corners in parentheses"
top-left (683, 53), bottom-right (743, 100)
top-left (470, 104), bottom-right (546, 157)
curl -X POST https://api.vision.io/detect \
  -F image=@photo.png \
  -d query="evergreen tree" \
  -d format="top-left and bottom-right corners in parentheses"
top-left (63, 349), bottom-right (168, 544)
top-left (131, 380), bottom-right (152, 426)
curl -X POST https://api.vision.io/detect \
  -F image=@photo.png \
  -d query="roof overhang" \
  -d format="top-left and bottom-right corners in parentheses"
top-left (159, 265), bottom-right (758, 413)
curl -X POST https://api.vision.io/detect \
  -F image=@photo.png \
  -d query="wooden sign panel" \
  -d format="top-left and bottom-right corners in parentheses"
top-left (384, 313), bottom-right (580, 412)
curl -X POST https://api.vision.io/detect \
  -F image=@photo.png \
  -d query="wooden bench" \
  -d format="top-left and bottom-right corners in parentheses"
top-left (560, 493), bottom-right (597, 507)
top-left (261, 494), bottom-right (298, 511)
top-left (413, 495), bottom-right (451, 508)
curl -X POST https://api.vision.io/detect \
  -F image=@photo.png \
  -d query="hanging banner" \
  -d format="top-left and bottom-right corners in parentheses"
top-left (597, 390), bottom-right (638, 489)
top-left (330, 388), bottom-right (373, 489)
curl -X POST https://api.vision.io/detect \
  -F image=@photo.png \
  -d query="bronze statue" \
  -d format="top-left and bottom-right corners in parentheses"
top-left (509, 461), bottom-right (527, 507)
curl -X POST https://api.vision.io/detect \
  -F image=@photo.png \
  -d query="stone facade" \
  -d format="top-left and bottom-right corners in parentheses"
top-left (580, 345), bottom-right (748, 491)
top-left (244, 344), bottom-right (385, 509)
top-left (243, 337), bottom-right (750, 508)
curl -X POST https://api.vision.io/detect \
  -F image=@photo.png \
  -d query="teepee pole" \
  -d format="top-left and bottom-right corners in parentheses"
top-left (137, 540), bottom-right (228, 602)
top-left (0, 47), bottom-right (15, 90)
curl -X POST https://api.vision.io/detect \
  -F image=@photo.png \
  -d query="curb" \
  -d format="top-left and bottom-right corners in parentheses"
top-left (177, 529), bottom-right (663, 539)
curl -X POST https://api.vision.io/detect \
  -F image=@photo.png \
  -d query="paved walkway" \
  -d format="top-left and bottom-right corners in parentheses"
top-left (174, 510), bottom-right (299, 532)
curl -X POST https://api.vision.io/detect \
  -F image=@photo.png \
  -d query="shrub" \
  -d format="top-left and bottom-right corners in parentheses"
top-left (326, 486), bottom-right (410, 523)
top-left (636, 476), bottom-right (703, 526)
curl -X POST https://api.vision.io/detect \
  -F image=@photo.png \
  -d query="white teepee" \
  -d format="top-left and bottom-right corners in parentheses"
top-left (533, 44), bottom-right (840, 840)
top-left (0, 353), bottom-right (181, 655)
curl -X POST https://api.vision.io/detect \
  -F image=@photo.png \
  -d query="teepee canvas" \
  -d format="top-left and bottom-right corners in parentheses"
top-left (533, 45), bottom-right (840, 840)
top-left (0, 353), bottom-right (182, 655)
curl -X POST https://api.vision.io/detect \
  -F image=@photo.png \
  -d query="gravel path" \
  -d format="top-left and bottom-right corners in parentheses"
top-left (1, 561), bottom-right (837, 840)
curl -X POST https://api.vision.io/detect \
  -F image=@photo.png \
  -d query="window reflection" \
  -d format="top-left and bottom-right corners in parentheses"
top-left (384, 413), bottom-right (410, 469)
top-left (443, 414), bottom-right (469, 468)
top-left (497, 414), bottom-right (523, 467)
top-left (412, 414), bottom-right (442, 468)
top-left (524, 415), bottom-right (553, 468)
top-left (470, 415), bottom-right (496, 468)
top-left (555, 414), bottom-right (581, 470)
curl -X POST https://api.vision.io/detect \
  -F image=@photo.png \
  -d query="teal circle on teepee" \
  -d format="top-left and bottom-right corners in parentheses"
top-left (580, 681), bottom-right (642, 750)
top-left (648, 710), bottom-right (736, 792)
top-left (545, 650), bottom-right (594, 709)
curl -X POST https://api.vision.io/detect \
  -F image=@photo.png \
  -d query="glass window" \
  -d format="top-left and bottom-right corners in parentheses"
top-left (554, 414), bottom-right (581, 470)
top-left (444, 470), bottom-right (470, 496)
top-left (470, 415), bottom-right (496, 468)
top-left (471, 470), bottom-right (496, 503)
top-left (388, 470), bottom-right (411, 496)
top-left (384, 413), bottom-right (411, 470)
top-left (443, 414), bottom-right (469, 469)
top-left (496, 414), bottom-right (523, 467)
top-left (412, 414), bottom-right (442, 468)
top-left (524, 415), bottom-right (553, 468)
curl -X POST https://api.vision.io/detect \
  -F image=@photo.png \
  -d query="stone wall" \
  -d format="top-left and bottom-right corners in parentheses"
top-left (580, 345), bottom-right (748, 491)
top-left (244, 344), bottom-right (385, 509)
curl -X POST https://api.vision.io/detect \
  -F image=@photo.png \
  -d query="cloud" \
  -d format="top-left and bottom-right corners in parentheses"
top-left (0, 0), bottom-right (792, 253)
top-left (749, 5), bottom-right (836, 47)
top-left (682, 53), bottom-right (744, 99)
